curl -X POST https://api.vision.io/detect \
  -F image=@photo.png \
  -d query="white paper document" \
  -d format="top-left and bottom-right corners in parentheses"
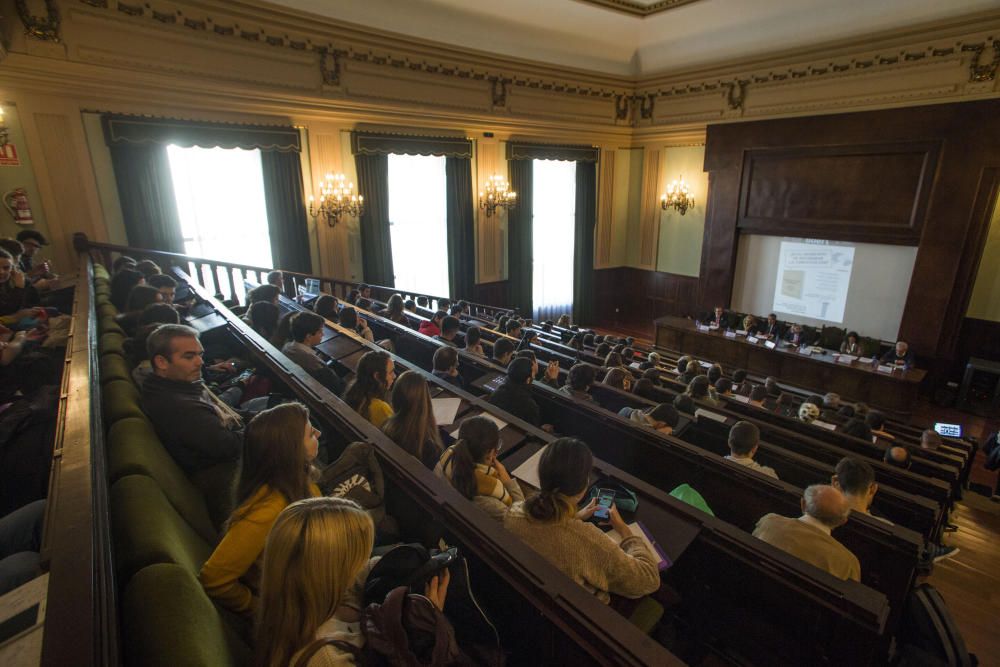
top-left (431, 397), bottom-right (462, 426)
top-left (512, 445), bottom-right (547, 489)
top-left (451, 412), bottom-right (508, 438)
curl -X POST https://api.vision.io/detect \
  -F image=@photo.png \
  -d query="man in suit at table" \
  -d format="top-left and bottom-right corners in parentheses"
top-left (708, 305), bottom-right (728, 329)
top-left (758, 313), bottom-right (781, 339)
top-left (880, 341), bottom-right (915, 369)
top-left (784, 323), bottom-right (806, 346)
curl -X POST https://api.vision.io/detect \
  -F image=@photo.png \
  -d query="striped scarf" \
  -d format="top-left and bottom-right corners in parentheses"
top-left (439, 446), bottom-right (512, 506)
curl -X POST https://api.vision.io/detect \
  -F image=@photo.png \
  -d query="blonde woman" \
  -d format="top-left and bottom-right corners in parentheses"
top-left (255, 497), bottom-right (450, 667)
top-left (199, 403), bottom-right (320, 617)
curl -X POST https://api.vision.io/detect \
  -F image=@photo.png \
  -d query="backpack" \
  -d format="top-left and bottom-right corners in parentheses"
top-left (292, 587), bottom-right (471, 667)
top-left (321, 442), bottom-right (387, 526)
top-left (896, 583), bottom-right (976, 666)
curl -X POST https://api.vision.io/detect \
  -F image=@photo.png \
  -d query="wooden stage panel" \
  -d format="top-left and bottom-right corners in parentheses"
top-left (654, 315), bottom-right (926, 413)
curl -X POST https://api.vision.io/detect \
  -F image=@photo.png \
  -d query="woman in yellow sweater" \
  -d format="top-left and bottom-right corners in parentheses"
top-left (198, 402), bottom-right (321, 617)
top-left (343, 350), bottom-right (396, 428)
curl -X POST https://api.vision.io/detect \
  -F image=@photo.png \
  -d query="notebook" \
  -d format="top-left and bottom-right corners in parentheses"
top-left (450, 412), bottom-right (508, 438)
top-left (511, 445), bottom-right (547, 489)
top-left (431, 397), bottom-right (462, 426)
top-left (604, 521), bottom-right (671, 571)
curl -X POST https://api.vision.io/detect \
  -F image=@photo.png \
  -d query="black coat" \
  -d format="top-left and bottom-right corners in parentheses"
top-left (488, 380), bottom-right (540, 427)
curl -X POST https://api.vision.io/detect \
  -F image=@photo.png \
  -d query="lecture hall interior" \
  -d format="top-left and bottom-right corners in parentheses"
top-left (1, 0), bottom-right (1000, 665)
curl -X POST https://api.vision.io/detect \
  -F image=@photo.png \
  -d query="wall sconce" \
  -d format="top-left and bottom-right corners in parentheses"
top-left (308, 173), bottom-right (365, 228)
top-left (0, 107), bottom-right (9, 148)
top-left (660, 175), bottom-right (694, 215)
top-left (478, 174), bottom-right (516, 217)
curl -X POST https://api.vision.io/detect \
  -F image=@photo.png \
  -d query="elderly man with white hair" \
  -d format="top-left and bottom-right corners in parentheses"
top-left (880, 340), bottom-right (915, 369)
top-left (752, 485), bottom-right (861, 581)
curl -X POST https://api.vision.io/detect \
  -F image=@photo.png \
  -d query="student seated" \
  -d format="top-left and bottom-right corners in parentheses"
top-left (112, 255), bottom-right (137, 273)
top-left (673, 393), bottom-right (695, 414)
top-left (403, 298), bottom-right (416, 313)
top-left (245, 301), bottom-right (280, 341)
top-left (830, 457), bottom-right (881, 520)
top-left (492, 337), bottom-right (515, 367)
top-left (920, 429), bottom-right (942, 451)
top-left (866, 410), bottom-right (894, 441)
top-left (464, 326), bottom-right (485, 357)
top-left (265, 270), bottom-right (283, 288)
top-left (706, 364), bottom-right (723, 385)
top-left (798, 402), bottom-right (820, 424)
top-left (748, 385), bottom-right (768, 407)
top-left (127, 303), bottom-right (181, 386)
top-left (641, 368), bottom-right (661, 387)
top-left (686, 375), bottom-right (721, 407)
top-left (752, 484), bottom-right (861, 581)
top-left (109, 267), bottom-right (145, 312)
top-left (725, 421), bottom-right (778, 479)
top-left (560, 363), bottom-right (596, 401)
top-left (282, 312), bottom-right (346, 396)
top-left (199, 403), bottom-right (320, 617)
top-left (617, 403), bottom-right (679, 435)
top-left (0, 499), bottom-right (46, 596)
top-left (431, 345), bottom-right (465, 389)
top-left (764, 376), bottom-right (780, 397)
top-left (514, 349), bottom-right (560, 389)
top-left (436, 316), bottom-right (461, 346)
top-left (15, 230), bottom-right (56, 290)
top-left (714, 377), bottom-right (732, 399)
top-left (631, 378), bottom-right (659, 400)
top-left (146, 273), bottom-right (177, 303)
top-left (338, 306), bottom-right (374, 342)
top-left (246, 284), bottom-right (280, 308)
top-left (418, 310), bottom-right (445, 337)
top-left (381, 370), bottom-right (444, 470)
top-left (435, 416), bottom-right (523, 521)
top-left (503, 438), bottom-right (660, 602)
top-left (840, 417), bottom-right (873, 441)
top-left (556, 314), bottom-right (571, 328)
top-left (489, 357), bottom-right (544, 429)
top-left (774, 392), bottom-right (796, 417)
top-left (883, 445), bottom-right (912, 470)
top-left (602, 367), bottom-right (632, 392)
top-left (594, 342), bottom-right (611, 359)
top-left (504, 319), bottom-right (523, 338)
top-left (383, 294), bottom-right (409, 325)
top-left (344, 350), bottom-right (395, 428)
top-left (731, 369), bottom-right (750, 395)
top-left (313, 294), bottom-right (340, 323)
top-left (115, 284), bottom-right (164, 336)
top-left (140, 324), bottom-right (244, 527)
top-left (256, 497), bottom-right (451, 667)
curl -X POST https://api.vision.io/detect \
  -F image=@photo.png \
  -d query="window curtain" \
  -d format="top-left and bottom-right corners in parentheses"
top-left (107, 144), bottom-right (185, 253)
top-left (355, 153), bottom-right (395, 287)
top-left (507, 159), bottom-right (534, 318)
top-left (261, 150), bottom-right (312, 273)
top-left (572, 161), bottom-right (598, 325)
top-left (445, 157), bottom-right (475, 300)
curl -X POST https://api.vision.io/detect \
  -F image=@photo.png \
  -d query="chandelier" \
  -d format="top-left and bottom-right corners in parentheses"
top-left (308, 173), bottom-right (365, 227)
top-left (478, 174), bottom-right (516, 217)
top-left (660, 175), bottom-right (694, 215)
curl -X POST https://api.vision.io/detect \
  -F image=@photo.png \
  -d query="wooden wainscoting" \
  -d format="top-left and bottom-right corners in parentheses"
top-left (594, 267), bottom-right (699, 335)
top-left (472, 280), bottom-right (510, 308)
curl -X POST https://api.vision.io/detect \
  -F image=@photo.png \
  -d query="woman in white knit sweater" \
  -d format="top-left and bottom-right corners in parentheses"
top-left (503, 438), bottom-right (660, 603)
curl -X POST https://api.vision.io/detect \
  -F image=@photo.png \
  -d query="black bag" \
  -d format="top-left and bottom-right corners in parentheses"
top-left (983, 433), bottom-right (1000, 471)
top-left (896, 583), bottom-right (976, 666)
top-left (321, 442), bottom-right (387, 526)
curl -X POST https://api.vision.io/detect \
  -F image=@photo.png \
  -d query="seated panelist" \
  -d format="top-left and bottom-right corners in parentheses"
top-left (758, 313), bottom-right (781, 339)
top-left (880, 341), bottom-right (915, 369)
top-left (784, 323), bottom-right (806, 346)
top-left (707, 305), bottom-right (727, 329)
top-left (840, 331), bottom-right (861, 356)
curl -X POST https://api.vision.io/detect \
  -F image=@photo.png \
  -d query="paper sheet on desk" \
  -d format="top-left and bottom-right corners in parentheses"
top-left (604, 521), bottom-right (670, 571)
top-left (450, 412), bottom-right (507, 438)
top-left (511, 445), bottom-right (547, 489)
top-left (431, 397), bottom-right (462, 426)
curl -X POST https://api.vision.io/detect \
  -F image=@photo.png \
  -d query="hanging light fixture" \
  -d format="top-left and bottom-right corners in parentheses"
top-left (308, 173), bottom-right (365, 227)
top-left (660, 175), bottom-right (694, 215)
top-left (478, 174), bottom-right (516, 217)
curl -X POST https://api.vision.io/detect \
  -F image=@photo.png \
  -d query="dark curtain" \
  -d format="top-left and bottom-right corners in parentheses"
top-left (445, 157), bottom-right (475, 300)
top-left (260, 151), bottom-right (312, 273)
top-left (573, 161), bottom-right (597, 325)
top-left (354, 153), bottom-right (395, 287)
top-left (108, 144), bottom-right (185, 253)
top-left (507, 159), bottom-right (534, 318)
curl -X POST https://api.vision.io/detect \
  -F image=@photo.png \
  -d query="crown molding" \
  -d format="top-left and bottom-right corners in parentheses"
top-left (572, 0), bottom-right (702, 17)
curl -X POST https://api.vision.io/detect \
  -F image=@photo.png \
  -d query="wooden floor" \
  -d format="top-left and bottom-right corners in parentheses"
top-left (597, 324), bottom-right (1000, 664)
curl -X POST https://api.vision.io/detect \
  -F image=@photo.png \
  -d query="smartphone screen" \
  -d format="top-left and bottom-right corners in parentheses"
top-left (594, 490), bottom-right (615, 520)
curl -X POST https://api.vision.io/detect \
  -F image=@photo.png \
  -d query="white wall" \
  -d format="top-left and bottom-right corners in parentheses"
top-left (731, 234), bottom-right (918, 342)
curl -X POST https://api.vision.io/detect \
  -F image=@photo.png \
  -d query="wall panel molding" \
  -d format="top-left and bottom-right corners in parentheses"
top-left (637, 148), bottom-right (662, 269)
top-left (595, 151), bottom-right (616, 268)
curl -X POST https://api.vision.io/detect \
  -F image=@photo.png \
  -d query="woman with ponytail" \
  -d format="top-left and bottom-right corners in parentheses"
top-left (504, 438), bottom-right (660, 603)
top-left (435, 416), bottom-right (523, 521)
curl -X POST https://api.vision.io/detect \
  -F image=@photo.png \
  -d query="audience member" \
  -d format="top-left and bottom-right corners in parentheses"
top-left (464, 326), bottom-right (485, 357)
top-left (602, 367), bottom-right (632, 391)
top-left (594, 342), bottom-right (611, 359)
top-left (431, 346), bottom-right (464, 389)
top-left (764, 376), bottom-right (780, 397)
top-left (675, 355), bottom-right (691, 374)
top-left (883, 445), bottom-right (912, 470)
top-left (112, 255), bottom-right (137, 273)
top-left (418, 310), bottom-right (445, 337)
top-left (199, 403), bottom-right (320, 617)
top-left (312, 294), bottom-right (339, 323)
top-left (560, 363), bottom-right (596, 401)
top-left (338, 306), bottom-right (374, 342)
top-left (920, 429), bottom-right (942, 451)
top-left (707, 364), bottom-right (723, 385)
top-left (641, 368), bottom-right (661, 386)
top-left (140, 324), bottom-right (244, 527)
top-left (504, 438), bottom-right (660, 602)
top-left (504, 319), bottom-right (523, 338)
top-left (282, 312), bottom-right (346, 396)
top-left (865, 411), bottom-right (894, 440)
top-left (343, 350), bottom-right (395, 427)
top-left (134, 259), bottom-right (161, 279)
top-left (489, 357), bottom-right (545, 429)
top-left (436, 416), bottom-right (522, 521)
top-left (128, 303), bottom-right (181, 385)
top-left (515, 349), bottom-right (560, 388)
top-left (346, 288), bottom-right (360, 306)
top-left (556, 314), bottom-right (571, 328)
top-left (146, 273), bottom-right (177, 303)
top-left (798, 402), bottom-right (820, 424)
top-left (109, 267), bottom-right (145, 311)
top-left (403, 298), bottom-right (416, 313)
top-left (15, 230), bottom-right (56, 289)
top-left (830, 457), bottom-right (879, 518)
top-left (714, 377), bottom-right (732, 398)
top-left (436, 315), bottom-right (461, 346)
top-left (775, 392), bottom-right (796, 417)
top-left (116, 284), bottom-right (163, 335)
top-left (492, 337), bottom-right (515, 367)
top-left (381, 370), bottom-right (443, 469)
top-left (673, 393), bottom-right (696, 414)
top-left (726, 421), bottom-right (778, 479)
top-left (247, 284), bottom-right (280, 307)
top-left (632, 378), bottom-right (659, 400)
top-left (749, 385), bottom-right (768, 407)
top-left (686, 375), bottom-right (721, 407)
top-left (837, 404), bottom-right (856, 419)
top-left (752, 484), bottom-right (860, 581)
top-left (618, 403), bottom-right (679, 435)
top-left (0, 500), bottom-right (46, 595)
top-left (246, 302), bottom-right (280, 340)
top-left (265, 270), bottom-right (283, 288)
top-left (840, 418), bottom-right (873, 441)
top-left (384, 294), bottom-right (408, 324)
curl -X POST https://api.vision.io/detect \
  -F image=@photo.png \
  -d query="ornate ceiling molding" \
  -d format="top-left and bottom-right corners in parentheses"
top-left (573, 0), bottom-right (702, 17)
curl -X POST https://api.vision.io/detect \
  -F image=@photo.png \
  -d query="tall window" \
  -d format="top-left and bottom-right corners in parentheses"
top-left (532, 159), bottom-right (576, 320)
top-left (166, 145), bottom-right (273, 269)
top-left (388, 154), bottom-right (449, 296)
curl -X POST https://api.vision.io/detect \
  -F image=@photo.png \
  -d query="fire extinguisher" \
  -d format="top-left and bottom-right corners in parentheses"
top-left (3, 188), bottom-right (34, 226)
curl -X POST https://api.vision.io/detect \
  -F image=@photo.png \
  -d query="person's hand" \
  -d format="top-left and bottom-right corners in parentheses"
top-left (11, 270), bottom-right (25, 289)
top-left (545, 360), bottom-right (560, 381)
top-left (424, 569), bottom-right (450, 611)
top-left (541, 424), bottom-right (555, 434)
top-left (492, 458), bottom-right (511, 483)
top-left (608, 503), bottom-right (631, 538)
top-left (576, 497), bottom-right (599, 521)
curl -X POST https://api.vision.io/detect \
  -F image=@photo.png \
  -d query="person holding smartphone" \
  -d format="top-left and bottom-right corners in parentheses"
top-left (504, 438), bottom-right (659, 603)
